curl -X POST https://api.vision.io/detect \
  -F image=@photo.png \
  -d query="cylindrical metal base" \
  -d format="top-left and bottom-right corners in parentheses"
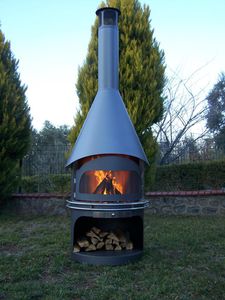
top-left (72, 249), bottom-right (143, 266)
top-left (68, 200), bottom-right (148, 266)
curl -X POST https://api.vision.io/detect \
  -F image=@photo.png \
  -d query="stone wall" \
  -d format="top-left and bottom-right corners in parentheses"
top-left (146, 190), bottom-right (225, 216)
top-left (8, 191), bottom-right (225, 216)
top-left (8, 193), bottom-right (70, 216)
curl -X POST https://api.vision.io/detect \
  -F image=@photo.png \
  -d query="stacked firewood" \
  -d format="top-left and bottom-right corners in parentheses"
top-left (73, 226), bottom-right (133, 253)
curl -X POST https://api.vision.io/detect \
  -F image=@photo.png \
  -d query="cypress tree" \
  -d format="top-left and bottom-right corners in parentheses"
top-left (69, 0), bottom-right (166, 184)
top-left (0, 29), bottom-right (32, 201)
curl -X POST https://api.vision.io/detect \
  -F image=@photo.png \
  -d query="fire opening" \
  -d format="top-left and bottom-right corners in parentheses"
top-left (79, 170), bottom-right (140, 195)
top-left (94, 170), bottom-right (127, 194)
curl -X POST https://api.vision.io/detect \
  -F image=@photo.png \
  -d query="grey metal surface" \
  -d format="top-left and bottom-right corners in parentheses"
top-left (70, 205), bottom-right (144, 265)
top-left (67, 199), bottom-right (149, 210)
top-left (98, 11), bottom-right (119, 89)
top-left (68, 201), bottom-right (147, 218)
top-left (72, 250), bottom-right (143, 266)
top-left (66, 89), bottom-right (148, 166)
top-left (67, 200), bottom-right (148, 206)
top-left (75, 156), bottom-right (142, 202)
top-left (66, 7), bottom-right (148, 167)
top-left (68, 207), bottom-right (147, 212)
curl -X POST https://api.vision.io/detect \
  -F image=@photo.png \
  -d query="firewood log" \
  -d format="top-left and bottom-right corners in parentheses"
top-left (94, 179), bottom-right (107, 194)
top-left (73, 244), bottom-right (81, 253)
top-left (77, 239), bottom-right (90, 248)
top-left (115, 230), bottom-right (127, 243)
top-left (85, 244), bottom-right (96, 252)
top-left (105, 179), bottom-right (114, 194)
top-left (119, 236), bottom-right (127, 243)
top-left (114, 188), bottom-right (121, 194)
top-left (99, 231), bottom-right (108, 238)
top-left (126, 242), bottom-right (133, 250)
top-left (114, 245), bottom-right (122, 251)
top-left (96, 241), bottom-right (104, 249)
top-left (107, 232), bottom-right (119, 242)
top-left (91, 227), bottom-right (101, 235)
top-left (94, 175), bottom-right (121, 195)
top-left (86, 230), bottom-right (101, 241)
top-left (105, 238), bottom-right (112, 245)
top-left (105, 244), bottom-right (114, 250)
top-left (120, 242), bottom-right (126, 249)
top-left (112, 240), bottom-right (120, 246)
top-left (91, 237), bottom-right (98, 245)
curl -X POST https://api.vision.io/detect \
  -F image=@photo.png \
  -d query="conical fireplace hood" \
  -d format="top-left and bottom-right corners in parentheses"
top-left (66, 7), bottom-right (148, 167)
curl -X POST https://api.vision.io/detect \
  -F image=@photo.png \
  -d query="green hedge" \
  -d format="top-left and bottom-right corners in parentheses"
top-left (20, 160), bottom-right (225, 193)
top-left (148, 160), bottom-right (225, 191)
top-left (21, 174), bottom-right (71, 193)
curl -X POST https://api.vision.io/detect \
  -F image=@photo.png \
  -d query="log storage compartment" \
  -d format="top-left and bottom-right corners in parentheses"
top-left (66, 7), bottom-right (149, 265)
top-left (70, 213), bottom-right (144, 265)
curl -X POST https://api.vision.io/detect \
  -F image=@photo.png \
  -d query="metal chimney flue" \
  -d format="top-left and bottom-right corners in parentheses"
top-left (66, 7), bottom-right (148, 167)
top-left (96, 8), bottom-right (120, 90)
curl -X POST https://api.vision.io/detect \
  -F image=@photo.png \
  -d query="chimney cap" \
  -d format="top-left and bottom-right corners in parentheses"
top-left (96, 7), bottom-right (121, 16)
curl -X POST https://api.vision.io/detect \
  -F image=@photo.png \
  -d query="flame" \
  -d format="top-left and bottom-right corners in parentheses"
top-left (94, 170), bottom-right (123, 194)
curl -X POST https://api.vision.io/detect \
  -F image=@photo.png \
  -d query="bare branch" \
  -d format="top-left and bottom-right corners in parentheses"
top-left (153, 66), bottom-right (209, 164)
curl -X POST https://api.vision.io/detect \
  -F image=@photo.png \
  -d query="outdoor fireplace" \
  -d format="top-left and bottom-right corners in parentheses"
top-left (66, 7), bottom-right (149, 265)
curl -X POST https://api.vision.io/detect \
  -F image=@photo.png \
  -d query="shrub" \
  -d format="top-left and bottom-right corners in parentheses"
top-left (51, 174), bottom-right (71, 193)
top-left (20, 175), bottom-right (40, 193)
top-left (0, 30), bottom-right (31, 203)
top-left (148, 160), bottom-right (225, 191)
top-left (20, 174), bottom-right (71, 193)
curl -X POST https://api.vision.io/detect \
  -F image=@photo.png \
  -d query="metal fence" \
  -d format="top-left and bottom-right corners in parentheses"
top-left (20, 140), bottom-right (225, 193)
top-left (21, 139), bottom-right (225, 177)
top-left (22, 144), bottom-right (71, 177)
top-left (158, 139), bottom-right (225, 165)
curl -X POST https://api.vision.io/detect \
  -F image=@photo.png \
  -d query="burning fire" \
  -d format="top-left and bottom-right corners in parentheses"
top-left (94, 170), bottom-right (123, 194)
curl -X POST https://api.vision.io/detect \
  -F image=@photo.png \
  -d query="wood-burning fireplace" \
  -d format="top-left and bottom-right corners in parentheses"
top-left (66, 7), bottom-right (149, 265)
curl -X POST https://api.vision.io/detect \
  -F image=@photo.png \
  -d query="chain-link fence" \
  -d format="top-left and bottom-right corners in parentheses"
top-left (20, 144), bottom-right (71, 193)
top-left (21, 139), bottom-right (225, 176)
top-left (20, 139), bottom-right (225, 192)
top-left (158, 138), bottom-right (225, 165)
top-left (22, 144), bottom-right (71, 176)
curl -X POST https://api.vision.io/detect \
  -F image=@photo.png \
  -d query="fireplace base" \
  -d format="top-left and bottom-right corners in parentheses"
top-left (72, 249), bottom-right (143, 266)
top-left (67, 200), bottom-right (148, 265)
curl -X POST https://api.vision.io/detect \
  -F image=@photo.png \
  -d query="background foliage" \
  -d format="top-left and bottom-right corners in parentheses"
top-left (149, 160), bottom-right (225, 191)
top-left (206, 72), bottom-right (225, 152)
top-left (20, 158), bottom-right (225, 193)
top-left (20, 174), bottom-right (71, 194)
top-left (0, 29), bottom-right (31, 202)
top-left (22, 121), bottom-right (70, 176)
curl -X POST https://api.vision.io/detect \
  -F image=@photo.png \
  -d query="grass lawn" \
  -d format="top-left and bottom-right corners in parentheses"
top-left (1, 211), bottom-right (225, 300)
